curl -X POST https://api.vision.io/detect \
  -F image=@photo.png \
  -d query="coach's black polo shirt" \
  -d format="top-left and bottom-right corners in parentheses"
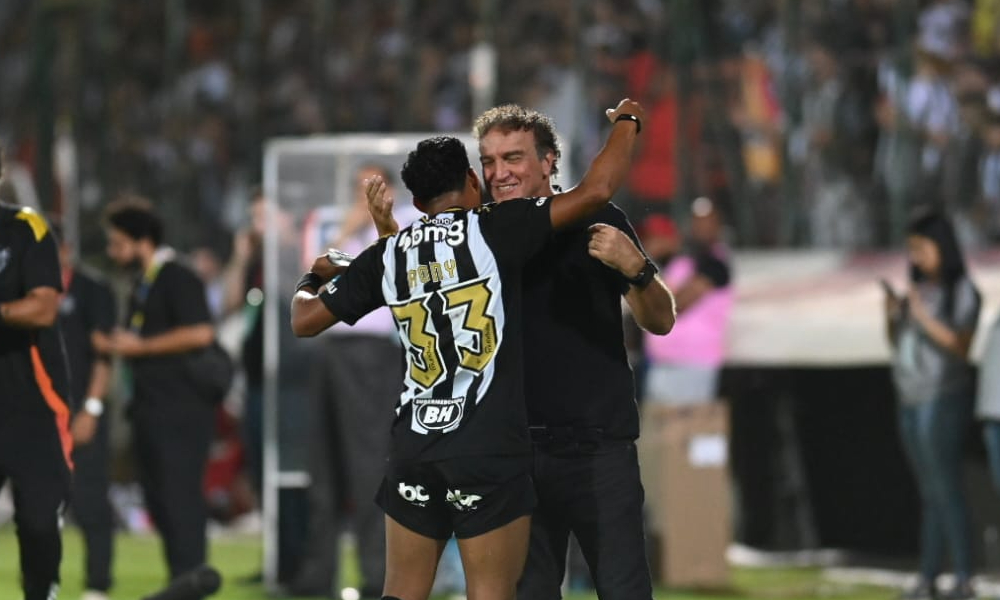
top-left (0, 204), bottom-right (72, 421)
top-left (522, 203), bottom-right (646, 441)
top-left (59, 266), bottom-right (115, 408)
top-left (126, 260), bottom-right (212, 412)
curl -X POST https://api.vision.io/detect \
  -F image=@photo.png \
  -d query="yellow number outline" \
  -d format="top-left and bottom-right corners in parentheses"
top-left (442, 279), bottom-right (498, 374)
top-left (391, 279), bottom-right (498, 389)
top-left (391, 295), bottom-right (444, 389)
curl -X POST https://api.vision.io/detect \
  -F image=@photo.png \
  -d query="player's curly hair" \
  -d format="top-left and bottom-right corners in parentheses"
top-left (400, 136), bottom-right (471, 204)
top-left (472, 104), bottom-right (561, 177)
top-left (103, 194), bottom-right (163, 245)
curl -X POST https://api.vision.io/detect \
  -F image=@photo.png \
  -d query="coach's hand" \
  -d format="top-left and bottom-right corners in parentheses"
top-left (71, 412), bottom-right (98, 445)
top-left (605, 98), bottom-right (645, 130)
top-left (365, 175), bottom-right (400, 237)
top-left (588, 223), bottom-right (646, 278)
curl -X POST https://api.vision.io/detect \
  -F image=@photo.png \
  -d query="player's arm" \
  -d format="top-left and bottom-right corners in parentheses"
top-left (291, 243), bottom-right (385, 337)
top-left (548, 99), bottom-right (644, 229)
top-left (588, 223), bottom-right (674, 335)
top-left (0, 286), bottom-right (61, 328)
top-left (291, 252), bottom-right (347, 336)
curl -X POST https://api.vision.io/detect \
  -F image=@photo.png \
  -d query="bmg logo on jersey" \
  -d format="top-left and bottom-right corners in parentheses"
top-left (412, 396), bottom-right (465, 433)
top-left (397, 218), bottom-right (466, 251)
top-left (397, 482), bottom-right (430, 507)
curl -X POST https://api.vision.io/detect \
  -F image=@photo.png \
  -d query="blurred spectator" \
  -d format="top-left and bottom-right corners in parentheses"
top-left (643, 197), bottom-right (732, 405)
top-left (976, 311), bottom-right (1000, 494)
top-left (978, 111), bottom-right (1000, 238)
top-left (97, 197), bottom-right (218, 584)
top-left (627, 214), bottom-right (681, 402)
top-left (882, 209), bottom-right (980, 600)
top-left (290, 165), bottom-right (418, 598)
top-left (220, 187), bottom-right (312, 584)
top-left (190, 245), bottom-right (225, 321)
top-left (54, 223), bottom-right (118, 600)
top-left (793, 32), bottom-right (874, 247)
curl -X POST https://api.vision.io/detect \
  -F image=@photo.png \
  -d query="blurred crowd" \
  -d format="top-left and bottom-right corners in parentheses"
top-left (0, 0), bottom-right (999, 256)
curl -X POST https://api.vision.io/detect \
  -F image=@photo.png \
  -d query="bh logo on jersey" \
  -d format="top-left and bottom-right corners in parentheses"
top-left (447, 489), bottom-right (482, 511)
top-left (413, 397), bottom-right (465, 433)
top-left (397, 482), bottom-right (430, 507)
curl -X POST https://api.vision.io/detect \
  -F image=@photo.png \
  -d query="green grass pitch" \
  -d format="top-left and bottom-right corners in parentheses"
top-left (0, 525), bottom-right (895, 599)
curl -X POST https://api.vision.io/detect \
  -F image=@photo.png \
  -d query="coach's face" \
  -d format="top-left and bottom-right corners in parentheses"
top-left (105, 227), bottom-right (142, 269)
top-left (479, 128), bottom-right (554, 203)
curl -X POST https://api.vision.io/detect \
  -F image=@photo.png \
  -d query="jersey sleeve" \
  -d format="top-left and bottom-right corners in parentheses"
top-left (19, 211), bottom-right (62, 293)
top-left (318, 239), bottom-right (387, 325)
top-left (164, 264), bottom-right (213, 327)
top-left (478, 198), bottom-right (553, 265)
top-left (87, 278), bottom-right (117, 335)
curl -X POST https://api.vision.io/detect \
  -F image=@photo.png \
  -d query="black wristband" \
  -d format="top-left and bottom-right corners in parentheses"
top-left (614, 113), bottom-right (642, 134)
top-left (295, 272), bottom-right (323, 292)
top-left (626, 257), bottom-right (658, 290)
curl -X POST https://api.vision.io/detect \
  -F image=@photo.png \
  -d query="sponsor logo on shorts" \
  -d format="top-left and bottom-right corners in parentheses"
top-left (413, 396), bottom-right (464, 433)
top-left (446, 489), bottom-right (482, 511)
top-left (0, 248), bottom-right (9, 275)
top-left (397, 482), bottom-right (430, 507)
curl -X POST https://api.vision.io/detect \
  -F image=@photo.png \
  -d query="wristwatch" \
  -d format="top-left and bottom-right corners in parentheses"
top-left (626, 257), bottom-right (658, 290)
top-left (83, 397), bottom-right (104, 417)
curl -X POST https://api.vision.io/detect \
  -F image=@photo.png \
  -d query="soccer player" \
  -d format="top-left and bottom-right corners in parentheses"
top-left (370, 104), bottom-right (675, 599)
top-left (0, 202), bottom-right (73, 600)
top-left (291, 98), bottom-right (643, 600)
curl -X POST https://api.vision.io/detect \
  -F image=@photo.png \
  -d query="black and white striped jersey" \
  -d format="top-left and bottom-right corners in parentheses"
top-left (319, 197), bottom-right (553, 461)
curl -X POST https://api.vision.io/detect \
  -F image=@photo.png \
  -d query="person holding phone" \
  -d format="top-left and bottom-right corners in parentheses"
top-left (882, 209), bottom-right (981, 600)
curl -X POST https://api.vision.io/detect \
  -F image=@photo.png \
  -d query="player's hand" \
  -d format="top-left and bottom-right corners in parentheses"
top-left (71, 412), bottom-right (98, 445)
top-left (365, 175), bottom-right (400, 236)
top-left (605, 98), bottom-right (645, 130)
top-left (588, 223), bottom-right (646, 277)
top-left (309, 253), bottom-right (347, 283)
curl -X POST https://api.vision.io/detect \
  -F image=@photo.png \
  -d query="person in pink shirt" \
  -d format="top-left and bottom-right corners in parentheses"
top-left (643, 197), bottom-right (732, 404)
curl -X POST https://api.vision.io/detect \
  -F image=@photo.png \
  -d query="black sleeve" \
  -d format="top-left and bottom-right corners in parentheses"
top-left (318, 239), bottom-right (387, 325)
top-left (694, 251), bottom-right (731, 288)
top-left (478, 198), bottom-right (553, 266)
top-left (163, 263), bottom-right (212, 327)
top-left (20, 213), bottom-right (62, 293)
top-left (85, 277), bottom-right (117, 335)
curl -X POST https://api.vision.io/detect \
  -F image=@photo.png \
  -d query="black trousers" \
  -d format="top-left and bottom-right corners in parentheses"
top-left (71, 413), bottom-right (114, 592)
top-left (0, 414), bottom-right (71, 600)
top-left (517, 439), bottom-right (653, 600)
top-left (131, 400), bottom-right (214, 580)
